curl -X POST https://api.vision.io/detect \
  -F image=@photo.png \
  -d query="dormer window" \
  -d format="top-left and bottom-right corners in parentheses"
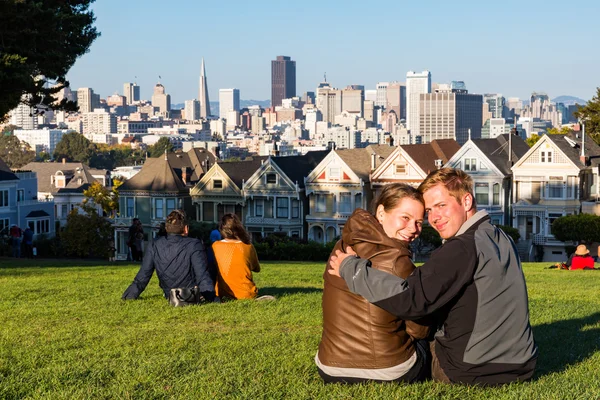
top-left (464, 158), bottom-right (477, 172)
top-left (541, 151), bottom-right (553, 163)
top-left (395, 164), bottom-right (406, 174)
top-left (266, 173), bottom-right (277, 184)
top-left (213, 179), bottom-right (223, 189)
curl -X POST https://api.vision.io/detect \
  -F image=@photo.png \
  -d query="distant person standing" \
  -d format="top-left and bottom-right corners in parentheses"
top-left (206, 225), bottom-right (222, 283)
top-left (9, 224), bottom-right (22, 258)
top-left (22, 226), bottom-right (34, 259)
top-left (127, 218), bottom-right (140, 261)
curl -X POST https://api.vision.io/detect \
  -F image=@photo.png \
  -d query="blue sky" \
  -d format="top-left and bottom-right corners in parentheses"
top-left (66, 0), bottom-right (600, 104)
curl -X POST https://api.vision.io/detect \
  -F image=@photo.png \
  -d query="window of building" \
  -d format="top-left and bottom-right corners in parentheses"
top-left (61, 204), bottom-right (68, 217)
top-left (17, 189), bottom-right (24, 202)
top-left (395, 164), bottom-right (406, 174)
top-left (276, 198), bottom-right (289, 218)
top-left (548, 177), bottom-right (563, 198)
top-left (355, 193), bottom-right (362, 208)
top-left (213, 179), bottom-right (223, 189)
top-left (464, 158), bottom-right (477, 172)
top-left (567, 176), bottom-right (576, 198)
top-left (166, 198), bottom-right (176, 215)
top-left (291, 231), bottom-right (300, 238)
top-left (27, 218), bottom-right (50, 235)
top-left (0, 190), bottom-right (8, 208)
top-left (329, 168), bottom-right (340, 179)
top-left (0, 218), bottom-right (9, 235)
top-left (475, 183), bottom-right (489, 205)
top-left (492, 183), bottom-right (500, 205)
top-left (339, 193), bottom-right (352, 213)
top-left (266, 173), bottom-right (277, 184)
top-left (126, 198), bottom-right (134, 217)
top-left (316, 194), bottom-right (326, 213)
top-left (541, 151), bottom-right (553, 163)
top-left (292, 199), bottom-right (299, 218)
top-left (154, 198), bottom-right (164, 219)
top-left (549, 213), bottom-right (563, 235)
top-left (202, 202), bottom-right (214, 222)
top-left (255, 199), bottom-right (264, 217)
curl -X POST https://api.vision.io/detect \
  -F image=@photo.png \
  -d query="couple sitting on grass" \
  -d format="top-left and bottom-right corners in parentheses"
top-left (317, 168), bottom-right (538, 386)
top-left (122, 210), bottom-right (269, 303)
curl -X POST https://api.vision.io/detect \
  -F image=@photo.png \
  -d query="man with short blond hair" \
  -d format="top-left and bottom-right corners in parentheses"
top-left (329, 168), bottom-right (537, 385)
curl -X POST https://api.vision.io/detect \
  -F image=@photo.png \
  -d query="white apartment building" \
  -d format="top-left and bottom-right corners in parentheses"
top-left (375, 82), bottom-right (389, 107)
top-left (82, 109), bottom-right (117, 135)
top-left (77, 87), bottom-right (99, 113)
top-left (365, 90), bottom-right (377, 103)
top-left (123, 83), bottom-right (140, 105)
top-left (219, 89), bottom-right (240, 119)
top-left (14, 128), bottom-right (69, 154)
top-left (8, 100), bottom-right (37, 130)
top-left (316, 83), bottom-right (342, 125)
top-left (185, 99), bottom-right (201, 121)
top-left (406, 70), bottom-right (431, 136)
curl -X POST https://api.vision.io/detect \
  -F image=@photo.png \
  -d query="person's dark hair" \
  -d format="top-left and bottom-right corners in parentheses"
top-left (371, 183), bottom-right (423, 213)
top-left (165, 210), bottom-right (188, 235)
top-left (219, 213), bottom-right (251, 244)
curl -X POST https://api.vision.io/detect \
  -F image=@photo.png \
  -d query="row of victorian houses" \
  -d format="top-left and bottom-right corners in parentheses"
top-left (4, 130), bottom-right (599, 263)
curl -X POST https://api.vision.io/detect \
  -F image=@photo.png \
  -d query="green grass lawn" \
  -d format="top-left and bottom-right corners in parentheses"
top-left (0, 258), bottom-right (599, 399)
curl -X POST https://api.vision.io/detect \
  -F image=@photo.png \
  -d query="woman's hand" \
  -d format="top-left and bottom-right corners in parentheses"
top-left (328, 246), bottom-right (357, 277)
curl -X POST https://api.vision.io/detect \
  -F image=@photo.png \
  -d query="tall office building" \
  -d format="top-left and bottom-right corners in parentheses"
top-left (406, 70), bottom-right (431, 136)
top-left (219, 88), bottom-right (240, 119)
top-left (271, 56), bottom-right (296, 108)
top-left (316, 81), bottom-right (342, 124)
top-left (77, 88), bottom-right (100, 113)
top-left (341, 85), bottom-right (364, 117)
top-left (8, 95), bottom-right (37, 130)
top-left (184, 99), bottom-right (200, 121)
top-left (82, 109), bottom-right (117, 135)
top-left (386, 82), bottom-right (406, 120)
top-left (151, 83), bottom-right (171, 114)
top-left (483, 93), bottom-right (505, 119)
top-left (375, 82), bottom-right (389, 107)
top-left (199, 58), bottom-right (211, 118)
top-left (123, 82), bottom-right (140, 105)
top-left (419, 87), bottom-right (483, 145)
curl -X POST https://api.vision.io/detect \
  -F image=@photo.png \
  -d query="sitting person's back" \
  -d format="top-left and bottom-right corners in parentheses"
top-left (316, 184), bottom-right (430, 383)
top-left (122, 210), bottom-right (215, 301)
top-left (570, 245), bottom-right (595, 270)
top-left (212, 214), bottom-right (260, 299)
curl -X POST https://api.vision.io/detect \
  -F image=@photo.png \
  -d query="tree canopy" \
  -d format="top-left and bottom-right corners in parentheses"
top-left (551, 213), bottom-right (600, 245)
top-left (148, 137), bottom-right (174, 158)
top-left (574, 87), bottom-right (600, 144)
top-left (0, 134), bottom-right (36, 168)
top-left (0, 0), bottom-right (100, 120)
top-left (53, 132), bottom-right (96, 164)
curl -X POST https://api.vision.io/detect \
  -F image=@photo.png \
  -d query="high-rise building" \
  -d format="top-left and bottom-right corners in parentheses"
top-left (271, 56), bottom-right (296, 108)
top-left (185, 100), bottom-right (200, 121)
top-left (520, 92), bottom-right (562, 127)
top-left (219, 88), bottom-right (240, 119)
top-left (406, 70), bottom-right (431, 136)
top-left (386, 82), bottom-right (406, 120)
top-left (375, 82), bottom-right (389, 107)
top-left (14, 128), bottom-right (69, 154)
top-left (316, 81), bottom-right (342, 124)
top-left (123, 83), bottom-right (140, 105)
top-left (151, 83), bottom-right (171, 114)
top-left (418, 87), bottom-right (483, 145)
top-left (199, 58), bottom-right (211, 118)
top-left (483, 93), bottom-right (505, 119)
top-left (82, 109), bottom-right (117, 135)
top-left (365, 90), bottom-right (377, 103)
top-left (8, 96), bottom-right (37, 130)
top-left (77, 88), bottom-right (100, 113)
top-left (341, 85), bottom-right (364, 117)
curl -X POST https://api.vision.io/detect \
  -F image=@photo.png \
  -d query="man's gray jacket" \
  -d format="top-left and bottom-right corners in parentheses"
top-left (339, 211), bottom-right (537, 385)
top-left (122, 235), bottom-right (214, 300)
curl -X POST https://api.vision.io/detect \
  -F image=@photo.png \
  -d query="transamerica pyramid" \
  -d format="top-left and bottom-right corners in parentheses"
top-left (199, 58), bottom-right (211, 118)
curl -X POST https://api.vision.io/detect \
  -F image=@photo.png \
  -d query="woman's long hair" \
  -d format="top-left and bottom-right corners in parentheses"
top-left (219, 213), bottom-right (251, 244)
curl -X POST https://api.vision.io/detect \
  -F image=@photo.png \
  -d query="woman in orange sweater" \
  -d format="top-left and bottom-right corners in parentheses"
top-left (212, 213), bottom-right (261, 299)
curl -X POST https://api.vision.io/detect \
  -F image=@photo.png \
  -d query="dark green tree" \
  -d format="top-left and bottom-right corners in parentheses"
top-left (525, 134), bottom-right (542, 147)
top-left (551, 214), bottom-right (600, 245)
top-left (0, 134), bottom-right (36, 168)
top-left (1, 124), bottom-right (18, 134)
top-left (36, 151), bottom-right (52, 162)
top-left (60, 206), bottom-right (113, 258)
top-left (53, 131), bottom-right (96, 163)
top-left (497, 225), bottom-right (520, 243)
top-left (147, 137), bottom-right (174, 158)
top-left (412, 225), bottom-right (442, 261)
top-left (0, 0), bottom-right (100, 120)
top-left (574, 87), bottom-right (600, 145)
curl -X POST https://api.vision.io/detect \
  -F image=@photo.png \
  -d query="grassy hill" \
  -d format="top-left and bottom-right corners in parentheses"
top-left (0, 259), bottom-right (599, 399)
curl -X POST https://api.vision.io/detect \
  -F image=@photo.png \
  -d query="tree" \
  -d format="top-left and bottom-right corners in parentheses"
top-left (574, 87), bottom-right (600, 139)
top-left (0, 134), bottom-right (35, 168)
top-left (83, 181), bottom-right (120, 216)
top-left (148, 137), bottom-right (174, 158)
top-left (53, 132), bottom-right (96, 163)
top-left (1, 124), bottom-right (18, 134)
top-left (36, 151), bottom-right (52, 162)
top-left (497, 225), bottom-right (520, 243)
top-left (0, 0), bottom-right (100, 120)
top-left (551, 214), bottom-right (600, 245)
top-left (546, 126), bottom-right (573, 135)
top-left (413, 225), bottom-right (442, 261)
top-left (526, 134), bottom-right (542, 147)
top-left (60, 206), bottom-right (113, 258)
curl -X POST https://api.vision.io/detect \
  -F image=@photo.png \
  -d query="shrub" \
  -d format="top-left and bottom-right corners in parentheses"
top-left (254, 234), bottom-right (335, 261)
top-left (497, 224), bottom-right (521, 243)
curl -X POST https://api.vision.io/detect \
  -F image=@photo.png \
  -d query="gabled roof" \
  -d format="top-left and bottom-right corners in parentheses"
top-left (167, 148), bottom-right (216, 183)
top-left (335, 145), bottom-right (395, 181)
top-left (0, 157), bottom-right (18, 181)
top-left (271, 150), bottom-right (329, 188)
top-left (119, 157), bottom-right (187, 193)
top-left (218, 157), bottom-right (268, 188)
top-left (21, 161), bottom-right (99, 193)
top-left (401, 139), bottom-right (460, 174)
top-left (546, 133), bottom-right (600, 169)
top-left (470, 134), bottom-right (530, 175)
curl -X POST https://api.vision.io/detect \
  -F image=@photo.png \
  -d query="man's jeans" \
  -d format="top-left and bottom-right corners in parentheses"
top-left (12, 238), bottom-right (21, 258)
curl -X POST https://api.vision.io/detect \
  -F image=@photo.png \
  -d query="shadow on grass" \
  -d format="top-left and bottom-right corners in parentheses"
top-left (258, 286), bottom-right (322, 297)
top-left (533, 311), bottom-right (600, 378)
top-left (0, 257), bottom-right (137, 270)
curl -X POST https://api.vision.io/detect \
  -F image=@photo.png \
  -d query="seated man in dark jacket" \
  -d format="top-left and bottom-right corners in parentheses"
top-left (122, 210), bottom-right (215, 302)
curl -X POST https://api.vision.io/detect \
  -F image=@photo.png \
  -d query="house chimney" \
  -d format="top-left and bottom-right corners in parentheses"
top-left (371, 153), bottom-right (377, 171)
top-left (182, 167), bottom-right (188, 185)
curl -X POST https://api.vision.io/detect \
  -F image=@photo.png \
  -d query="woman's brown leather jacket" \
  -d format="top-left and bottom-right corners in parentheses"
top-left (317, 208), bottom-right (430, 369)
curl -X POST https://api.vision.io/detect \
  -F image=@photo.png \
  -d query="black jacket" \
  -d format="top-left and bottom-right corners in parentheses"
top-left (122, 235), bottom-right (215, 300)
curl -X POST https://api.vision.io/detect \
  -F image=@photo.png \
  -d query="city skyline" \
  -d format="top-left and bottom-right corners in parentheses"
top-left (65, 0), bottom-right (600, 104)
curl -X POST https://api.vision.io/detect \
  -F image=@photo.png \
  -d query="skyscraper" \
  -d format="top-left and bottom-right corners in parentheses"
top-left (483, 93), bottom-right (505, 119)
top-left (123, 82), bottom-right (140, 105)
top-left (219, 88), bottom-right (240, 119)
top-left (77, 87), bottom-right (100, 113)
top-left (151, 83), bottom-right (171, 114)
top-left (184, 99), bottom-right (200, 121)
top-left (271, 56), bottom-right (296, 107)
top-left (406, 70), bottom-right (431, 136)
top-left (199, 58), bottom-right (211, 118)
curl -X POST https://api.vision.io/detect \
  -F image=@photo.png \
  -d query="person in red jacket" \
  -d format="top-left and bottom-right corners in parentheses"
top-left (569, 245), bottom-right (595, 270)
